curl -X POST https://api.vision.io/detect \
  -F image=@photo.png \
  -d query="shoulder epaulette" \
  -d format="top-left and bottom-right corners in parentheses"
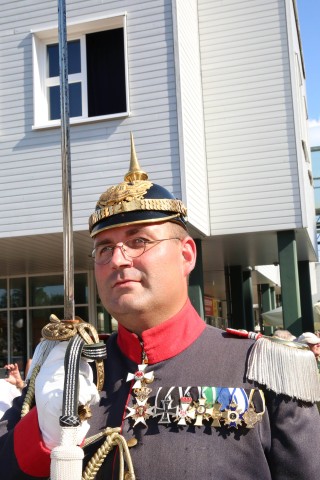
top-left (226, 328), bottom-right (320, 403)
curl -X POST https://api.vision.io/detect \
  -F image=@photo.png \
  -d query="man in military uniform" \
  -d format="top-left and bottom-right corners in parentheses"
top-left (0, 138), bottom-right (320, 479)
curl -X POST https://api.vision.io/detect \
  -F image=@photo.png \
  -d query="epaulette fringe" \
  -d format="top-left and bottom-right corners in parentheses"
top-left (227, 329), bottom-right (320, 403)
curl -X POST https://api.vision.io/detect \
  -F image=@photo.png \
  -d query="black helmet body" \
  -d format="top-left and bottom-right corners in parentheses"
top-left (89, 134), bottom-right (187, 237)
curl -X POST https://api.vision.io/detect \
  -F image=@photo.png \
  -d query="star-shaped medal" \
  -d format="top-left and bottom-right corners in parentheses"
top-left (221, 401), bottom-right (243, 429)
top-left (126, 398), bottom-right (154, 427)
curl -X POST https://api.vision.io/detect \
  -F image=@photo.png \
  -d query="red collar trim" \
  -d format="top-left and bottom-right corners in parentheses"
top-left (117, 299), bottom-right (206, 364)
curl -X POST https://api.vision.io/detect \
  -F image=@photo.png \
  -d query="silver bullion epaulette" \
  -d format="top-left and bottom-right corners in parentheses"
top-left (125, 386), bottom-right (265, 430)
top-left (227, 328), bottom-right (320, 403)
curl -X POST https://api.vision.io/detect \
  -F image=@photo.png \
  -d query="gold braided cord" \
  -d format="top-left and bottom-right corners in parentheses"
top-left (89, 198), bottom-right (187, 229)
top-left (82, 428), bottom-right (136, 480)
top-left (41, 315), bottom-right (105, 391)
top-left (42, 319), bottom-right (78, 341)
top-left (95, 359), bottom-right (104, 392)
top-left (21, 364), bottom-right (41, 418)
top-left (77, 322), bottom-right (100, 344)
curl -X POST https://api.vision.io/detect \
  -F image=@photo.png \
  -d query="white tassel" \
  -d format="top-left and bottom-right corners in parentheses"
top-left (50, 428), bottom-right (84, 480)
top-left (247, 337), bottom-right (320, 402)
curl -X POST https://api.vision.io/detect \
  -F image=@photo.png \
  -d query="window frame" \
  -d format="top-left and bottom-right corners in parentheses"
top-left (0, 272), bottom-right (90, 367)
top-left (31, 13), bottom-right (129, 129)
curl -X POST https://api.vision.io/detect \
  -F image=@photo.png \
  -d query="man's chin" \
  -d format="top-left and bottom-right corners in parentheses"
top-left (107, 296), bottom-right (144, 318)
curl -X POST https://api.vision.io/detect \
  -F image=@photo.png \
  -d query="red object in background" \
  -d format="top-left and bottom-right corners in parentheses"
top-left (226, 328), bottom-right (263, 340)
top-left (98, 333), bottom-right (111, 342)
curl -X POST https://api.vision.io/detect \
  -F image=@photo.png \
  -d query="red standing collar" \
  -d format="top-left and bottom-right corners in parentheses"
top-left (117, 299), bottom-right (206, 364)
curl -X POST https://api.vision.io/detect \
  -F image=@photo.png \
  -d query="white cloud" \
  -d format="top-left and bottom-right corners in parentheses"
top-left (308, 118), bottom-right (320, 147)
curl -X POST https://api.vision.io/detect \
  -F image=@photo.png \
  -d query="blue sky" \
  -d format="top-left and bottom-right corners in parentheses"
top-left (296, 0), bottom-right (320, 145)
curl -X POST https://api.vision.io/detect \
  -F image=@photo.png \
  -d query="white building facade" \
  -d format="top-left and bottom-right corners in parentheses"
top-left (0, 0), bottom-right (316, 369)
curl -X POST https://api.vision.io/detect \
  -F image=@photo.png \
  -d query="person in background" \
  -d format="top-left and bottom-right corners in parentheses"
top-left (0, 138), bottom-right (320, 479)
top-left (4, 363), bottom-right (26, 391)
top-left (296, 332), bottom-right (320, 369)
top-left (0, 366), bottom-right (22, 420)
top-left (0, 362), bottom-right (31, 420)
top-left (273, 329), bottom-right (296, 341)
top-left (296, 332), bottom-right (320, 414)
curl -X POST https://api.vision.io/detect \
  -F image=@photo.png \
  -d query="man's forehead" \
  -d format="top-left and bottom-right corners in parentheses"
top-left (93, 222), bottom-right (168, 244)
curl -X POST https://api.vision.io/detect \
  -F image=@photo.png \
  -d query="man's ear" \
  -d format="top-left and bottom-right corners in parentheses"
top-left (181, 236), bottom-right (197, 275)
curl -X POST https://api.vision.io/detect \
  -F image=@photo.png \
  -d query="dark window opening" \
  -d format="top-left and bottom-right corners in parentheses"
top-left (86, 28), bottom-right (126, 117)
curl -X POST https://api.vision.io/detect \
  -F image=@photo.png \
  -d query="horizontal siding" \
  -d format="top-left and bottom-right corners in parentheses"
top-left (286, 0), bottom-right (317, 252)
top-left (173, 0), bottom-right (209, 234)
top-left (0, 0), bottom-right (181, 237)
top-left (198, 0), bottom-right (302, 235)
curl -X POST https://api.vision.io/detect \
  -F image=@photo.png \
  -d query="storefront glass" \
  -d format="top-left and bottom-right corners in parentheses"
top-left (0, 273), bottom-right (89, 367)
top-left (0, 312), bottom-right (8, 368)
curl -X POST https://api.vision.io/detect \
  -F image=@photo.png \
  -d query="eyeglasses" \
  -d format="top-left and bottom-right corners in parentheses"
top-left (91, 237), bottom-right (181, 265)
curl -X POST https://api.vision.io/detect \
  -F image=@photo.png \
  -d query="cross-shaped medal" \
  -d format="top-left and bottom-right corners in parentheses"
top-left (126, 363), bottom-right (154, 389)
top-left (154, 397), bottom-right (177, 424)
top-left (211, 402), bottom-right (223, 427)
top-left (126, 398), bottom-right (155, 427)
top-left (242, 405), bottom-right (263, 428)
top-left (175, 396), bottom-right (196, 425)
top-left (194, 397), bottom-right (213, 426)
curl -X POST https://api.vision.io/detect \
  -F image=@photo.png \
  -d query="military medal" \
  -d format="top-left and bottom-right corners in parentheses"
top-left (175, 396), bottom-right (196, 425)
top-left (194, 398), bottom-right (213, 426)
top-left (126, 346), bottom-right (155, 428)
top-left (242, 388), bottom-right (265, 428)
top-left (210, 402), bottom-right (223, 427)
top-left (242, 406), bottom-right (262, 428)
top-left (126, 398), bottom-right (154, 427)
top-left (221, 401), bottom-right (243, 428)
top-left (154, 398), bottom-right (177, 424)
top-left (133, 386), bottom-right (152, 402)
top-left (126, 363), bottom-right (154, 389)
top-left (126, 382), bottom-right (266, 431)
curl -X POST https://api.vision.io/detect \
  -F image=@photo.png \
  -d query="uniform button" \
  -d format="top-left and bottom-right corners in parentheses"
top-left (127, 437), bottom-right (138, 448)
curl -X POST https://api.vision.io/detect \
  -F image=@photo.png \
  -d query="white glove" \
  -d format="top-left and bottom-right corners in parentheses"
top-left (35, 341), bottom-right (100, 450)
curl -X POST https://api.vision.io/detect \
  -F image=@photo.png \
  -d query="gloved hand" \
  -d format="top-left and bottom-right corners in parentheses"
top-left (35, 341), bottom-right (100, 450)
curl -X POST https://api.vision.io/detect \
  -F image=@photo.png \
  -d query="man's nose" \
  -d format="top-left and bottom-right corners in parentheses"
top-left (109, 243), bottom-right (132, 268)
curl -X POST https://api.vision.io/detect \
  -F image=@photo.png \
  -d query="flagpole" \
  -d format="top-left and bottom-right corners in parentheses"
top-left (49, 6), bottom-right (84, 478)
top-left (58, 0), bottom-right (75, 320)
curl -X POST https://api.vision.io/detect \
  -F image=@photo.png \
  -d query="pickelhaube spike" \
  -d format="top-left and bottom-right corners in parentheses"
top-left (124, 133), bottom-right (148, 182)
top-left (89, 134), bottom-right (188, 236)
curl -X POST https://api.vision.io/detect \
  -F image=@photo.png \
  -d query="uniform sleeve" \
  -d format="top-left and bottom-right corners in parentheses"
top-left (265, 391), bottom-right (320, 480)
top-left (0, 406), bottom-right (50, 479)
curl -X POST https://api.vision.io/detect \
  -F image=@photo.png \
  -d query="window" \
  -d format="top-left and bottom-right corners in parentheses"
top-left (47, 40), bottom-right (83, 120)
top-left (0, 273), bottom-right (89, 368)
top-left (32, 14), bottom-right (129, 128)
